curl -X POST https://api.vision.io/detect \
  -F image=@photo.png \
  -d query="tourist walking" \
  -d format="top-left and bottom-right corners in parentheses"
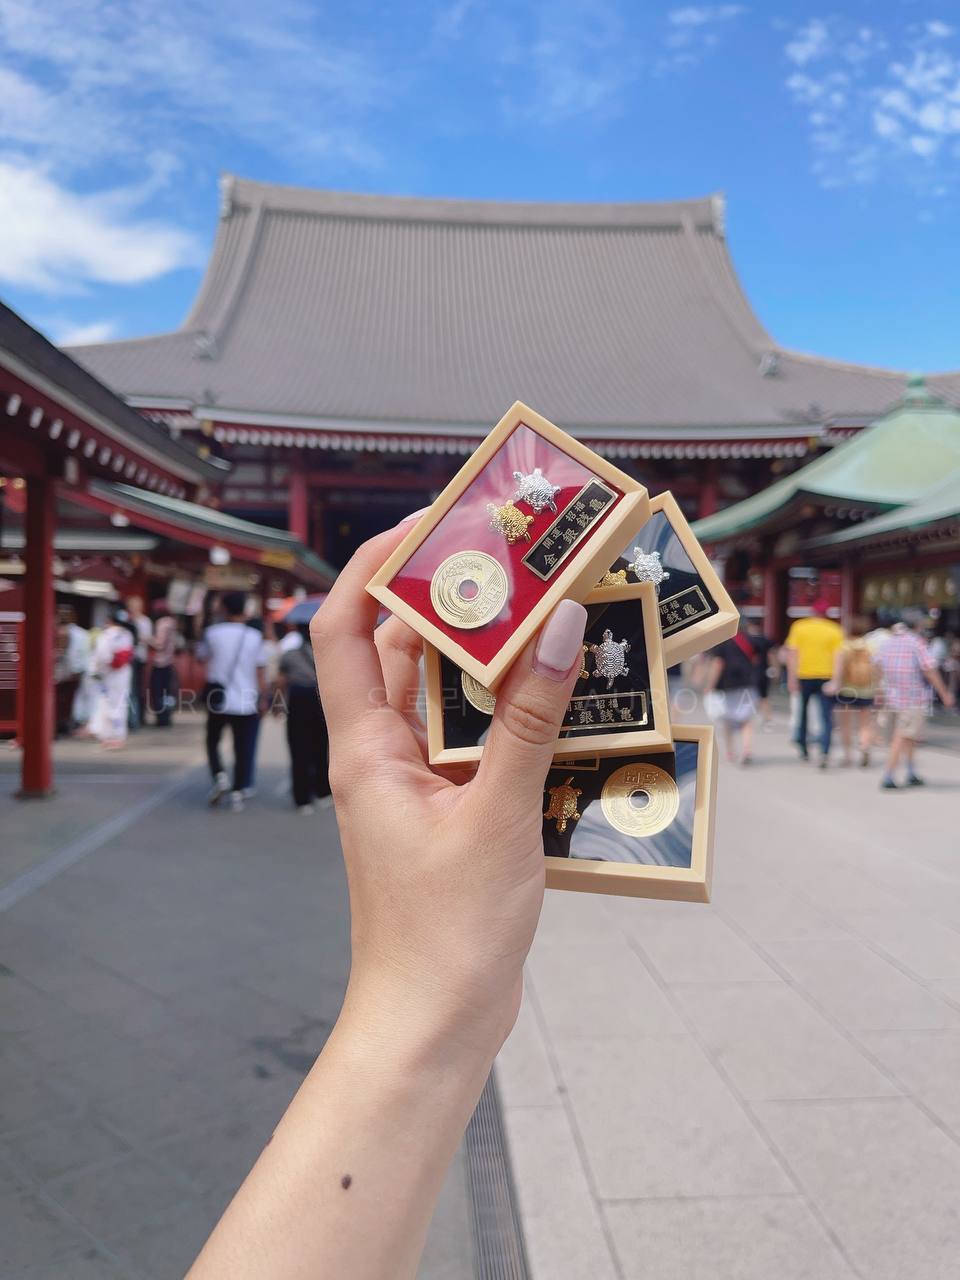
top-left (828, 617), bottom-right (878, 767)
top-left (745, 616), bottom-right (777, 723)
top-left (147, 599), bottom-right (179, 727)
top-left (89, 607), bottom-right (135, 750)
top-left (126, 595), bottom-right (153, 731)
top-left (198, 591), bottom-right (269, 812)
top-left (276, 623), bottom-right (330, 813)
top-left (877, 610), bottom-right (955, 790)
top-left (784, 599), bottom-right (844, 768)
top-left (703, 627), bottom-right (759, 765)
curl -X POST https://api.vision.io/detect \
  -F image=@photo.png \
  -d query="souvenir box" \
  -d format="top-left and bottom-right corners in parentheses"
top-left (423, 582), bottom-right (671, 765)
top-left (542, 724), bottom-right (716, 901)
top-left (366, 402), bottom-right (651, 689)
top-left (596, 491), bottom-right (739, 668)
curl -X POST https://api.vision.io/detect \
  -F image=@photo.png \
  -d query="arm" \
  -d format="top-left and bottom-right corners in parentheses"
top-left (702, 655), bottom-right (724, 694)
top-left (824, 644), bottom-right (844, 697)
top-left (187, 521), bottom-right (588, 1280)
top-left (923, 662), bottom-right (955, 708)
top-left (784, 646), bottom-right (799, 694)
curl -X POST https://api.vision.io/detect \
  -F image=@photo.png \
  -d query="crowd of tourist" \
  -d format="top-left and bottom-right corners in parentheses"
top-left (52, 589), bottom-right (331, 815)
top-left (700, 602), bottom-right (957, 787)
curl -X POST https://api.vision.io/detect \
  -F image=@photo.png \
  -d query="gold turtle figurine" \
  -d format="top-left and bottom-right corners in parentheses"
top-left (544, 777), bottom-right (583, 834)
top-left (596, 567), bottom-right (628, 588)
top-left (487, 499), bottom-right (534, 544)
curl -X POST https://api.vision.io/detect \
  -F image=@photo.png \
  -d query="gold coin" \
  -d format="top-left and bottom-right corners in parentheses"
top-left (430, 552), bottom-right (508, 630)
top-left (600, 763), bottom-right (680, 837)
top-left (461, 671), bottom-right (496, 715)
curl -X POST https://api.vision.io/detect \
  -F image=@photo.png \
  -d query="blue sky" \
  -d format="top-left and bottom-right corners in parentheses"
top-left (1, 0), bottom-right (959, 370)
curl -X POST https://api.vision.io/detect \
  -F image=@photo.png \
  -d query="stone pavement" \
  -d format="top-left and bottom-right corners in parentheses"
top-left (0, 718), bottom-right (472, 1279)
top-left (496, 714), bottom-right (960, 1280)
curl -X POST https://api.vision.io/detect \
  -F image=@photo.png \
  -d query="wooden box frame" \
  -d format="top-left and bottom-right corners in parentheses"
top-left (366, 401), bottom-right (651, 689)
top-left (596, 491), bottom-right (739, 668)
top-left (544, 724), bottom-right (716, 902)
top-left (423, 581), bottom-right (672, 765)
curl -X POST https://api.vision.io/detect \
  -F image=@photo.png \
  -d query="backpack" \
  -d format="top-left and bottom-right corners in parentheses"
top-left (840, 642), bottom-right (875, 690)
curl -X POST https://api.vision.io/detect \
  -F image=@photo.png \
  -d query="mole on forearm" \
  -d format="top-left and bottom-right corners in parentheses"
top-left (341, 1174), bottom-right (353, 1190)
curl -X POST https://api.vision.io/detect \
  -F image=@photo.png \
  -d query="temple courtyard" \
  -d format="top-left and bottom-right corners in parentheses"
top-left (2, 709), bottom-right (959, 1279)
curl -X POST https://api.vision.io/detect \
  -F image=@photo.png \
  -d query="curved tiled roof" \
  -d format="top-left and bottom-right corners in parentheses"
top-left (692, 386), bottom-right (960, 543)
top-left (67, 177), bottom-right (960, 435)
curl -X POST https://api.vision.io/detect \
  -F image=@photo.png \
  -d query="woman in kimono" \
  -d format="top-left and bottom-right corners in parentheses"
top-left (89, 607), bottom-right (134, 749)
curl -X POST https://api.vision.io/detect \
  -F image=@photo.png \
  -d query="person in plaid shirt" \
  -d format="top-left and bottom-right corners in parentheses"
top-left (877, 610), bottom-right (955, 789)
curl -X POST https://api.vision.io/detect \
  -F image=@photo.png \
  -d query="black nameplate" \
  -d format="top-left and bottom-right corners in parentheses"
top-left (659, 585), bottom-right (711, 636)
top-left (561, 691), bottom-right (649, 734)
top-left (522, 479), bottom-right (617, 581)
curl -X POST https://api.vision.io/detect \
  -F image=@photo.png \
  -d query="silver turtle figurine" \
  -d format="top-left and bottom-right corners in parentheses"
top-left (588, 629), bottom-right (630, 691)
top-left (513, 467), bottom-right (561, 515)
top-left (629, 547), bottom-right (670, 590)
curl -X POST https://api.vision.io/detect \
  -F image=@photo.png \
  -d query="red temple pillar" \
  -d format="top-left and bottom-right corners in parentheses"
top-left (762, 562), bottom-right (786, 642)
top-left (288, 467), bottom-right (309, 543)
top-left (312, 496), bottom-right (326, 560)
top-left (19, 471), bottom-right (56, 798)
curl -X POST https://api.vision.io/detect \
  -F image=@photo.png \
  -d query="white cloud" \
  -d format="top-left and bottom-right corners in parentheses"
top-left (0, 156), bottom-right (201, 294)
top-left (49, 319), bottom-right (119, 346)
top-left (497, 1), bottom-right (627, 125)
top-left (0, 0), bottom-right (388, 307)
top-left (0, 0), bottom-right (383, 173)
top-left (660, 3), bottom-right (745, 71)
top-left (668, 6), bottom-right (744, 26)
top-left (784, 17), bottom-right (960, 188)
top-left (785, 19), bottom-right (831, 67)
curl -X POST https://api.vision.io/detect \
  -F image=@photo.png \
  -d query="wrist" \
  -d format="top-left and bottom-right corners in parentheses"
top-left (338, 968), bottom-right (516, 1081)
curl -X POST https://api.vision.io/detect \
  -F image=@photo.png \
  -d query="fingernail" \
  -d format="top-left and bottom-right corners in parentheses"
top-left (400, 507), bottom-right (430, 524)
top-left (533, 599), bottom-right (588, 681)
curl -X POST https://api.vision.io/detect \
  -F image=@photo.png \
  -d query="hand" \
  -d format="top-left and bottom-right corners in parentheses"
top-left (823, 681), bottom-right (837, 696)
top-left (310, 521), bottom-right (588, 1060)
top-left (944, 691), bottom-right (956, 710)
top-left (787, 678), bottom-right (799, 695)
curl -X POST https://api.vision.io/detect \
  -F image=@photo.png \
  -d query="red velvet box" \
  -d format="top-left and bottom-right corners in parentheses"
top-left (366, 402), bottom-right (651, 689)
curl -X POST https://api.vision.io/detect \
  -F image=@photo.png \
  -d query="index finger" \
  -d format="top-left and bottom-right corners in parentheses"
top-left (310, 521), bottom-right (417, 750)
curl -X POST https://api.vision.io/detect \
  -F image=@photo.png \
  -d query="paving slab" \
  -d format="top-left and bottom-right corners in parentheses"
top-left (504, 1105), bottom-right (618, 1280)
top-left (755, 1098), bottom-right (960, 1280)
top-left (496, 705), bottom-right (960, 1278)
top-left (673, 981), bottom-right (901, 1101)
top-left (604, 1195), bottom-right (857, 1280)
top-left (553, 1033), bottom-right (792, 1199)
top-left (1, 717), bottom-right (474, 1279)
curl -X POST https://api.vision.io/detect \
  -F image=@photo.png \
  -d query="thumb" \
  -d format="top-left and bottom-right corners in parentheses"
top-left (477, 599), bottom-right (588, 805)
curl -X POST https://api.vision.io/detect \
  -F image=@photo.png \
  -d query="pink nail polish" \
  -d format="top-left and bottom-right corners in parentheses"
top-left (533, 600), bottom-right (588, 681)
top-left (399, 507), bottom-right (430, 524)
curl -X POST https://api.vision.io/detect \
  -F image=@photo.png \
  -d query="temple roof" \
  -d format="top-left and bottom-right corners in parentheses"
top-left (803, 468), bottom-right (960, 551)
top-left (67, 177), bottom-right (960, 436)
top-left (0, 301), bottom-right (226, 487)
top-left (692, 379), bottom-right (960, 543)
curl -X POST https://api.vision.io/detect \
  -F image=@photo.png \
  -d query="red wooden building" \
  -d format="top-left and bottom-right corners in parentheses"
top-left (67, 177), bottom-right (960, 566)
top-left (0, 302), bottom-right (334, 798)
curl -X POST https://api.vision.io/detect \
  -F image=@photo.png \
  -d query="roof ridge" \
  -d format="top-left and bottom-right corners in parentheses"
top-left (219, 174), bottom-right (723, 231)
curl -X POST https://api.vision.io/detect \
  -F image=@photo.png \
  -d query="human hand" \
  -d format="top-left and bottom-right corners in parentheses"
top-left (787, 678), bottom-right (799, 695)
top-left (310, 520), bottom-right (588, 1065)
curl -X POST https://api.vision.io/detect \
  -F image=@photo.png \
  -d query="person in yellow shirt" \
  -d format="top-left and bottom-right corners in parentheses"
top-left (784, 599), bottom-right (845, 767)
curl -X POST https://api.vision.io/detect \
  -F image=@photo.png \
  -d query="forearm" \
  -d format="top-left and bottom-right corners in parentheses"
top-left (188, 999), bottom-right (494, 1280)
top-left (925, 668), bottom-right (950, 702)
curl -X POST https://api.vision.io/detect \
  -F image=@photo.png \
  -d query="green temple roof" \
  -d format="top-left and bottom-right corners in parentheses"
top-left (803, 468), bottom-right (960, 550)
top-left (692, 379), bottom-right (960, 544)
